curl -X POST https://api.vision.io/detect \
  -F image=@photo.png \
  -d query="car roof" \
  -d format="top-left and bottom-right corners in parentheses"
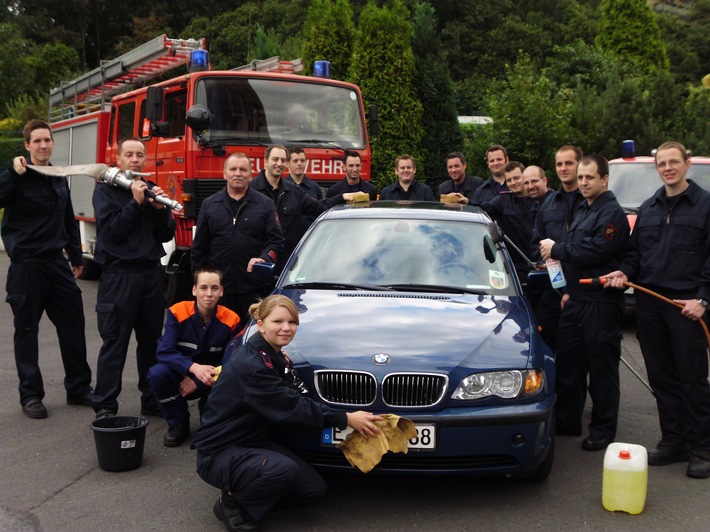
top-left (321, 201), bottom-right (493, 224)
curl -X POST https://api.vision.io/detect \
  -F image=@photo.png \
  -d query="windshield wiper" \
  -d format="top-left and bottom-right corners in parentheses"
top-left (384, 283), bottom-right (487, 295)
top-left (291, 139), bottom-right (346, 152)
top-left (283, 281), bottom-right (389, 291)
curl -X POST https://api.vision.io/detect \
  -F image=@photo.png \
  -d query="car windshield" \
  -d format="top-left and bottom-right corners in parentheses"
top-left (193, 77), bottom-right (366, 149)
top-left (609, 162), bottom-right (710, 210)
top-left (283, 217), bottom-right (516, 296)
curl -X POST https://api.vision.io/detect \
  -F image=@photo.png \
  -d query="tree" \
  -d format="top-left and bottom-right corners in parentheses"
top-left (597, 0), bottom-right (669, 72)
top-left (349, 0), bottom-right (423, 190)
top-left (301, 0), bottom-right (355, 79)
top-left (411, 1), bottom-right (463, 189)
top-left (251, 25), bottom-right (281, 61)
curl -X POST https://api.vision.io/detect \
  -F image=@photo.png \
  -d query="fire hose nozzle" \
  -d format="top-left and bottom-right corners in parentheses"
top-left (579, 277), bottom-right (607, 285)
top-left (102, 167), bottom-right (183, 211)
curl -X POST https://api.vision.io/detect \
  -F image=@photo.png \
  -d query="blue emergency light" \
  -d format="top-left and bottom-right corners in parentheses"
top-left (313, 60), bottom-right (331, 79)
top-left (190, 49), bottom-right (209, 72)
top-left (621, 139), bottom-right (636, 158)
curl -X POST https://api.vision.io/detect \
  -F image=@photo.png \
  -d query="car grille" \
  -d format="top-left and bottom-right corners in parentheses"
top-left (313, 371), bottom-right (447, 407)
top-left (314, 371), bottom-right (377, 406)
top-left (383, 373), bottom-right (448, 407)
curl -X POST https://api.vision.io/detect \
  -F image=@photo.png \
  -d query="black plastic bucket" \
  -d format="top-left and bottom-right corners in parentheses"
top-left (90, 416), bottom-right (149, 472)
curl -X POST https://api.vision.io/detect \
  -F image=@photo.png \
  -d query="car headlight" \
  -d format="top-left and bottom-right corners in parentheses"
top-left (451, 369), bottom-right (543, 400)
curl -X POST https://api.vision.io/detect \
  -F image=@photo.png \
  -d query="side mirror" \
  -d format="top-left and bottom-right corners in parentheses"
top-left (252, 262), bottom-right (276, 282)
top-left (146, 87), bottom-right (164, 122)
top-left (483, 233), bottom-right (497, 264)
top-left (185, 105), bottom-right (211, 132)
top-left (526, 270), bottom-right (552, 291)
top-left (368, 104), bottom-right (379, 138)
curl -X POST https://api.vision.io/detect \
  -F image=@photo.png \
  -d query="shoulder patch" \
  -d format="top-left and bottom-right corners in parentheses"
top-left (604, 224), bottom-right (618, 241)
top-left (268, 250), bottom-right (278, 262)
top-left (259, 350), bottom-right (273, 369)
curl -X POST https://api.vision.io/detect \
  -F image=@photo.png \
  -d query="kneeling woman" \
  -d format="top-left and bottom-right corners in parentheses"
top-left (193, 295), bottom-right (382, 531)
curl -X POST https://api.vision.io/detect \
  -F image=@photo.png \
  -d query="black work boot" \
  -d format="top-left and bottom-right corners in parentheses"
top-left (687, 450), bottom-right (710, 479)
top-left (213, 494), bottom-right (259, 531)
top-left (647, 442), bottom-right (689, 466)
top-left (163, 422), bottom-right (190, 447)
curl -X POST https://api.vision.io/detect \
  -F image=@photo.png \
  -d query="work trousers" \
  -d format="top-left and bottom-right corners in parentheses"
top-left (147, 363), bottom-right (211, 424)
top-left (5, 258), bottom-right (91, 405)
top-left (197, 441), bottom-right (327, 523)
top-left (555, 298), bottom-right (623, 439)
top-left (636, 291), bottom-right (710, 450)
top-left (92, 267), bottom-right (164, 413)
top-left (534, 289), bottom-right (563, 353)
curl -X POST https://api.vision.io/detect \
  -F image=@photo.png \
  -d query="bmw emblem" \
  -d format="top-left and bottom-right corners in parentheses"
top-left (372, 353), bottom-right (390, 365)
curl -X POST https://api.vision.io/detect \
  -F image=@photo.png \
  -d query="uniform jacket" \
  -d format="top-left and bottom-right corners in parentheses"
top-left (472, 177), bottom-right (509, 204)
top-left (326, 177), bottom-right (377, 200)
top-left (192, 332), bottom-right (347, 455)
top-left (92, 180), bottom-right (175, 271)
top-left (530, 187), bottom-right (584, 262)
top-left (0, 165), bottom-right (82, 265)
top-left (156, 301), bottom-right (240, 375)
top-left (480, 192), bottom-right (536, 277)
top-left (380, 179), bottom-right (436, 201)
top-left (191, 187), bottom-right (284, 294)
top-left (621, 180), bottom-right (710, 301)
top-left (251, 170), bottom-right (342, 270)
top-left (285, 174), bottom-right (323, 225)
top-left (551, 191), bottom-right (630, 302)
top-left (436, 174), bottom-right (484, 204)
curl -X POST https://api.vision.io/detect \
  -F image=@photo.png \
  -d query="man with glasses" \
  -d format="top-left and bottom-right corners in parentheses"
top-left (605, 141), bottom-right (710, 479)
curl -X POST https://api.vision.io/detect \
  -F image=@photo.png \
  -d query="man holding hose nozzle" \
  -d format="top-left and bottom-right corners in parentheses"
top-left (540, 155), bottom-right (630, 451)
top-left (604, 141), bottom-right (710, 479)
top-left (92, 138), bottom-right (176, 419)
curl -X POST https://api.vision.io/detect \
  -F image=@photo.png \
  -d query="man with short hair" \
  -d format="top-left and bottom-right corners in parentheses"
top-left (148, 268), bottom-right (240, 447)
top-left (472, 144), bottom-right (510, 203)
top-left (326, 151), bottom-right (377, 200)
top-left (523, 165), bottom-right (552, 206)
top-left (605, 141), bottom-right (710, 479)
top-left (436, 151), bottom-right (483, 204)
top-left (92, 138), bottom-right (176, 419)
top-left (191, 153), bottom-right (284, 328)
top-left (251, 145), bottom-right (351, 273)
top-left (286, 147), bottom-right (323, 201)
top-left (540, 155), bottom-right (629, 451)
top-left (380, 155), bottom-right (435, 201)
top-left (530, 146), bottom-right (585, 352)
top-left (0, 119), bottom-right (93, 419)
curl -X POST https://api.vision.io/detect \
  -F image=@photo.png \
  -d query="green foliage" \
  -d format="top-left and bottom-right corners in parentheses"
top-left (411, 1), bottom-right (463, 189)
top-left (596, 0), bottom-right (669, 72)
top-left (251, 25), bottom-right (281, 61)
top-left (349, 0), bottom-right (423, 190)
top-left (5, 94), bottom-right (48, 123)
top-left (482, 55), bottom-right (575, 176)
top-left (301, 0), bottom-right (356, 79)
top-left (683, 86), bottom-right (710, 155)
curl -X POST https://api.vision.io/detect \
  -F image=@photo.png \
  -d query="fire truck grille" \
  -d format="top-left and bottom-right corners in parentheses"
top-left (183, 178), bottom-right (226, 219)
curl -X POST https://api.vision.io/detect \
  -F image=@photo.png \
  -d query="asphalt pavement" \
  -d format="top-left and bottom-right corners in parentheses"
top-left (1, 249), bottom-right (709, 531)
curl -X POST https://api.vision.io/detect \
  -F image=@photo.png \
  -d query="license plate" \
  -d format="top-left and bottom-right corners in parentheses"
top-left (322, 423), bottom-right (436, 450)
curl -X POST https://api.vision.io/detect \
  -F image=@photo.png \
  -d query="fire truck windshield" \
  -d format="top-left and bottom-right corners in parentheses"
top-left (193, 77), bottom-right (366, 149)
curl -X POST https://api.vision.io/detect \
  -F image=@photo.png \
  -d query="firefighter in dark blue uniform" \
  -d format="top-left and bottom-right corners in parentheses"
top-left (380, 155), bottom-right (435, 201)
top-left (250, 146), bottom-right (347, 274)
top-left (193, 295), bottom-right (382, 531)
top-left (472, 145), bottom-right (510, 204)
top-left (148, 268), bottom-right (239, 447)
top-left (0, 120), bottom-right (92, 419)
top-left (191, 153), bottom-right (284, 329)
top-left (285, 147), bottom-right (323, 227)
top-left (92, 138), bottom-right (176, 418)
top-left (436, 152), bottom-right (484, 205)
top-left (605, 141), bottom-right (710, 479)
top-left (530, 146), bottom-right (585, 352)
top-left (326, 151), bottom-right (378, 200)
top-left (540, 155), bottom-right (629, 451)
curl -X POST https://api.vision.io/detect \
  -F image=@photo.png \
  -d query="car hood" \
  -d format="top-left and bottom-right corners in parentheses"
top-left (277, 289), bottom-right (536, 373)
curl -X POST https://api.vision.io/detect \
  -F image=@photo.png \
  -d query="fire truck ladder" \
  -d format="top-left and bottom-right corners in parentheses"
top-left (49, 34), bottom-right (206, 123)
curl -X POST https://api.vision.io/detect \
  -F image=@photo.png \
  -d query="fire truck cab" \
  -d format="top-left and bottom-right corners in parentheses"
top-left (49, 35), bottom-right (374, 302)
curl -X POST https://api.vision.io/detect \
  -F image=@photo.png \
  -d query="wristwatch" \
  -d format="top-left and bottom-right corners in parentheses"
top-left (697, 298), bottom-right (709, 308)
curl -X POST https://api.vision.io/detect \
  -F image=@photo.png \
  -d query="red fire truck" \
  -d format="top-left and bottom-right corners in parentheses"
top-left (49, 35), bottom-right (375, 301)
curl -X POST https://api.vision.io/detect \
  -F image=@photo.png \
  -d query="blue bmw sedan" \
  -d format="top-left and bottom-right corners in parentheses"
top-left (244, 202), bottom-right (555, 480)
